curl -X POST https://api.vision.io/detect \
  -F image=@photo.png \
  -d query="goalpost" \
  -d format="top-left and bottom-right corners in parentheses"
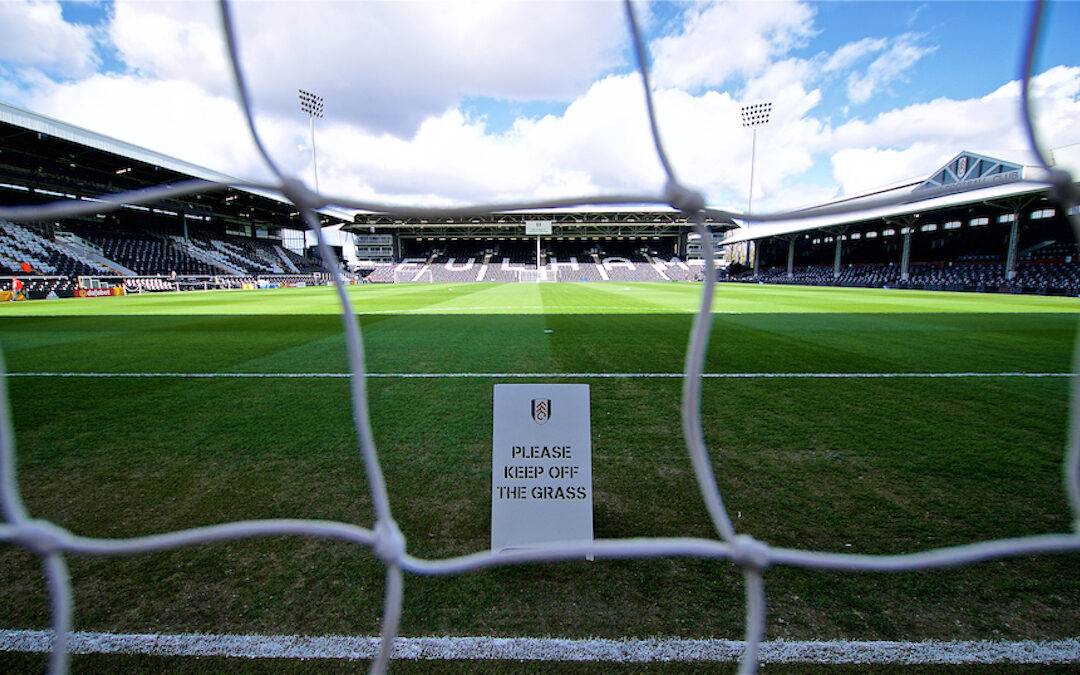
top-left (518, 268), bottom-right (557, 282)
top-left (0, 2), bottom-right (1078, 675)
top-left (519, 219), bottom-right (554, 282)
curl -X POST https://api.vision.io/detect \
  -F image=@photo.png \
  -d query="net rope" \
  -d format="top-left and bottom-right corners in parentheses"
top-left (1, 1), bottom-right (1079, 673)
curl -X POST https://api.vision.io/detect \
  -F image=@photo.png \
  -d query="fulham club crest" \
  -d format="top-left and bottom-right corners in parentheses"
top-left (956, 156), bottom-right (968, 180)
top-left (531, 399), bottom-right (551, 425)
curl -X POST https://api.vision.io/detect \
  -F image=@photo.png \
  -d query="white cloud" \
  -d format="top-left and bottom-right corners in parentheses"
top-left (823, 37), bottom-right (887, 73)
top-left (27, 74), bottom-right (272, 182)
top-left (220, 0), bottom-right (627, 137)
top-left (828, 67), bottom-right (1080, 196)
top-left (0, 0), bottom-right (98, 79)
top-left (89, 0), bottom-right (631, 139)
top-left (6, 0), bottom-right (1080, 219)
top-left (108, 1), bottom-right (231, 95)
top-left (741, 58), bottom-right (821, 120)
top-left (829, 143), bottom-right (945, 196)
top-left (650, 0), bottom-right (815, 90)
top-left (1023, 64), bottom-right (1080, 147)
top-left (845, 34), bottom-right (934, 105)
top-left (312, 74), bottom-right (664, 207)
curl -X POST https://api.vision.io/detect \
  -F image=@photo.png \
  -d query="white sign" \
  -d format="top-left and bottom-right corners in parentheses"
top-left (491, 384), bottom-right (592, 553)
top-left (524, 220), bottom-right (553, 236)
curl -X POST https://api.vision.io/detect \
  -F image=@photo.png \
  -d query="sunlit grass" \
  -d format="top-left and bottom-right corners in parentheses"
top-left (0, 281), bottom-right (1077, 317)
top-left (1, 283), bottom-right (1078, 670)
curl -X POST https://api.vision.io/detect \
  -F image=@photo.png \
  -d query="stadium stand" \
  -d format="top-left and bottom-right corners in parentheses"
top-left (375, 254), bottom-right (707, 284)
top-left (0, 216), bottom-right (337, 298)
top-left (1, 221), bottom-right (115, 276)
top-left (1, 101), bottom-right (1077, 297)
top-left (738, 192), bottom-right (1080, 295)
top-left (69, 223), bottom-right (216, 275)
top-left (746, 260), bottom-right (1080, 295)
top-left (279, 245), bottom-right (324, 274)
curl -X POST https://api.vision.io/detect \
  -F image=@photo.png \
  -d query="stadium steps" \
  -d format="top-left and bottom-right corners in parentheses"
top-left (171, 236), bottom-right (245, 275)
top-left (644, 252), bottom-right (672, 281)
top-left (273, 245), bottom-right (300, 273)
top-left (248, 244), bottom-right (285, 273)
top-left (591, 253), bottom-right (609, 281)
top-left (51, 237), bottom-right (137, 276)
top-left (212, 240), bottom-right (278, 274)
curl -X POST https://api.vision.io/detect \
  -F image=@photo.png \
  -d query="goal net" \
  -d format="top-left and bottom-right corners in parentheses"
top-left (0, 2), bottom-right (1079, 674)
top-left (517, 268), bottom-right (544, 283)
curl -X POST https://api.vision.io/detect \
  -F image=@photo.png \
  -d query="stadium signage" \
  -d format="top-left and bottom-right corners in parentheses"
top-left (911, 169), bottom-right (1022, 199)
top-left (524, 220), bottom-right (553, 236)
top-left (491, 384), bottom-right (593, 553)
top-left (73, 288), bottom-right (124, 298)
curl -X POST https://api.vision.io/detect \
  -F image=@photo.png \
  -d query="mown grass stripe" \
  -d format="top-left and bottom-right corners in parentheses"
top-left (2, 630), bottom-right (1078, 664)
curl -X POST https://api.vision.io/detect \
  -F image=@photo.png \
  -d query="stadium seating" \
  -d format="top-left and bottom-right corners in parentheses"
top-left (0, 221), bottom-right (115, 276)
top-left (746, 260), bottom-right (1080, 294)
top-left (0, 219), bottom-right (338, 298)
top-left (7, 213), bottom-right (1079, 296)
top-left (124, 277), bottom-right (176, 293)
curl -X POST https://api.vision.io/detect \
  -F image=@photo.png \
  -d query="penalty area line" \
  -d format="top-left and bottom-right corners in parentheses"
top-left (1, 630), bottom-right (1078, 664)
top-left (6, 371), bottom-right (1077, 379)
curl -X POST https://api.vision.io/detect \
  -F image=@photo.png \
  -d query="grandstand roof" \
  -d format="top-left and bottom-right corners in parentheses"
top-left (722, 151), bottom-right (1066, 245)
top-left (0, 101), bottom-right (350, 230)
top-left (347, 206), bottom-right (737, 240)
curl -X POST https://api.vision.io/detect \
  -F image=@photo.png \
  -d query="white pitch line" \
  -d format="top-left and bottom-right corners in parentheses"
top-left (1, 630), bottom-right (1078, 664)
top-left (6, 371), bottom-right (1076, 379)
top-left (353, 305), bottom-right (708, 315)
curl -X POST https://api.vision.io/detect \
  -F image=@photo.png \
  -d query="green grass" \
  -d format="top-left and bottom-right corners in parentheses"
top-left (1, 282), bottom-right (1079, 670)
top-left (0, 281), bottom-right (1078, 317)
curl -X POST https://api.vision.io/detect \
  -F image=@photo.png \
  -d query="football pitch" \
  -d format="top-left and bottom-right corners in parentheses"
top-left (1, 282), bottom-right (1079, 671)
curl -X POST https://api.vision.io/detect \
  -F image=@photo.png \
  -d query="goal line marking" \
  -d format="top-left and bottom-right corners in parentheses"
top-left (1, 630), bottom-right (1077, 664)
top-left (7, 371), bottom-right (1076, 380)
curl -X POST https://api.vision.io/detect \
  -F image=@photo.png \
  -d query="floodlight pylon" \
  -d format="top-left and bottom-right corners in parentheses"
top-left (740, 101), bottom-right (772, 271)
top-left (298, 89), bottom-right (324, 194)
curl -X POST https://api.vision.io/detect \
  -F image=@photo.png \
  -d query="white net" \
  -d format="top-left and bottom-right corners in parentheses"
top-left (517, 268), bottom-right (543, 283)
top-left (1, 1), bottom-right (1079, 674)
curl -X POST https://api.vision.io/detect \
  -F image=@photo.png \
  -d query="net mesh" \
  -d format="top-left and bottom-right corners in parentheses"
top-left (1, 1), bottom-right (1079, 674)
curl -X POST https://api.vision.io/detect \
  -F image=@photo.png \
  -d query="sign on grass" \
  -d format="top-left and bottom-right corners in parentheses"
top-left (491, 384), bottom-right (593, 553)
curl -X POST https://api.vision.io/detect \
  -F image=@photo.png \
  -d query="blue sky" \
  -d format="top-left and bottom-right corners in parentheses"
top-left (1, 1), bottom-right (1078, 212)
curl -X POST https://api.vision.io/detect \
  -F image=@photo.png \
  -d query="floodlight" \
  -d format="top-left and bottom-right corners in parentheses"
top-left (740, 101), bottom-right (773, 271)
top-left (298, 89), bottom-right (324, 197)
top-left (298, 89), bottom-right (324, 118)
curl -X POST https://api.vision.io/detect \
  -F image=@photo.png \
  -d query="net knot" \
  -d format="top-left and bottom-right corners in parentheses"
top-left (279, 177), bottom-right (325, 213)
top-left (730, 534), bottom-right (772, 571)
top-left (373, 518), bottom-right (406, 567)
top-left (664, 180), bottom-right (706, 214)
top-left (10, 519), bottom-right (69, 556)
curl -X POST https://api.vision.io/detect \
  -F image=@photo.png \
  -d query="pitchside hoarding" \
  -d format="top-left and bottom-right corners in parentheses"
top-left (491, 384), bottom-right (593, 553)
